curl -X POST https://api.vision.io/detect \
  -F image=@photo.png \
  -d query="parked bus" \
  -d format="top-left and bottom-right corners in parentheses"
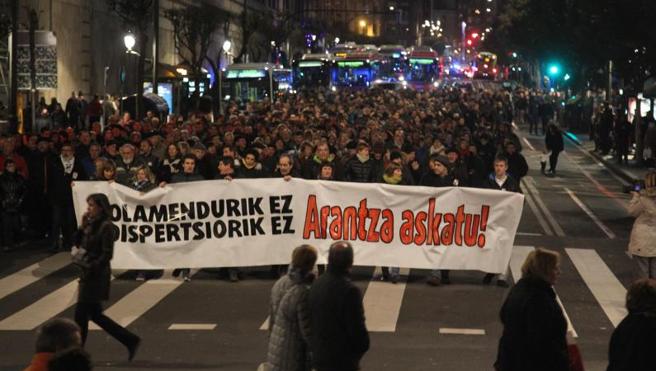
top-left (405, 46), bottom-right (440, 90)
top-left (378, 44), bottom-right (407, 81)
top-left (331, 51), bottom-right (381, 89)
top-left (221, 63), bottom-right (289, 103)
top-left (292, 53), bottom-right (332, 89)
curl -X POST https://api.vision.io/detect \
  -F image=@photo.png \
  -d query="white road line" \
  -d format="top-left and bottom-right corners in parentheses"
top-left (520, 183), bottom-right (554, 236)
top-left (561, 151), bottom-right (629, 211)
top-left (564, 188), bottom-right (616, 239)
top-left (0, 280), bottom-right (79, 330)
top-left (168, 323), bottom-right (216, 330)
top-left (566, 248), bottom-right (627, 327)
top-left (363, 267), bottom-right (409, 332)
top-left (90, 270), bottom-right (193, 330)
top-left (439, 328), bottom-right (486, 335)
top-left (566, 140), bottom-right (630, 186)
top-left (516, 232), bottom-right (543, 237)
top-left (509, 246), bottom-right (578, 338)
top-left (260, 316), bottom-right (270, 331)
top-left (522, 177), bottom-right (565, 236)
top-left (0, 253), bottom-right (71, 301)
top-left (522, 137), bottom-right (536, 151)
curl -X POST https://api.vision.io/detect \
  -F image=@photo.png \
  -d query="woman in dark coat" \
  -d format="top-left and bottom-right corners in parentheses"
top-left (607, 278), bottom-right (656, 371)
top-left (495, 248), bottom-right (569, 371)
top-left (73, 193), bottom-right (140, 360)
top-left (545, 124), bottom-right (564, 175)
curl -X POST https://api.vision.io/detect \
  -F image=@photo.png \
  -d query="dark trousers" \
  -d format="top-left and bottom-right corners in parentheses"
top-left (1, 211), bottom-right (21, 247)
top-left (51, 203), bottom-right (76, 249)
top-left (26, 190), bottom-right (50, 237)
top-left (75, 301), bottom-right (138, 347)
top-left (549, 151), bottom-right (561, 172)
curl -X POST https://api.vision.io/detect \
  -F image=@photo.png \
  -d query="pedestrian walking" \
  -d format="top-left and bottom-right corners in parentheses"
top-left (494, 248), bottom-right (569, 371)
top-left (607, 278), bottom-right (656, 371)
top-left (545, 124), bottom-right (564, 176)
top-left (309, 241), bottom-right (369, 371)
top-left (627, 171), bottom-right (656, 279)
top-left (72, 193), bottom-right (140, 361)
top-left (266, 244), bottom-right (317, 371)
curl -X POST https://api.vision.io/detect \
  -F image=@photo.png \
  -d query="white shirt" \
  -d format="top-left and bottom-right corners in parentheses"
top-left (61, 155), bottom-right (75, 175)
top-left (495, 174), bottom-right (508, 189)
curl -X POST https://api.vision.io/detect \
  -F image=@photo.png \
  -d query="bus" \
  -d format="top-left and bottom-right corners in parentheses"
top-left (221, 63), bottom-right (289, 103)
top-left (474, 52), bottom-right (498, 79)
top-left (292, 53), bottom-right (332, 89)
top-left (331, 52), bottom-right (381, 89)
top-left (405, 47), bottom-right (440, 90)
top-left (377, 44), bottom-right (407, 81)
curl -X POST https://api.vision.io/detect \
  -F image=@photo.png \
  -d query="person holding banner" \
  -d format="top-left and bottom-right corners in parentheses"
top-left (72, 193), bottom-right (141, 361)
top-left (483, 156), bottom-right (520, 287)
top-left (494, 248), bottom-right (568, 371)
top-left (160, 154), bottom-right (204, 282)
top-left (420, 154), bottom-right (455, 286)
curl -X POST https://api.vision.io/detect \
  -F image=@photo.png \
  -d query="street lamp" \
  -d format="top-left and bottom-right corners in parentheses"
top-left (222, 40), bottom-right (232, 54)
top-left (124, 33), bottom-right (136, 52)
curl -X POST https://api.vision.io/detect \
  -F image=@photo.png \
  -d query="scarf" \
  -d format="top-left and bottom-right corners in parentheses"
top-left (356, 153), bottom-right (369, 163)
top-left (60, 155), bottom-right (74, 174)
top-left (383, 173), bottom-right (402, 185)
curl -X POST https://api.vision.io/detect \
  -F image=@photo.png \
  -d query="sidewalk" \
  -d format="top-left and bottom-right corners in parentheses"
top-left (563, 131), bottom-right (652, 184)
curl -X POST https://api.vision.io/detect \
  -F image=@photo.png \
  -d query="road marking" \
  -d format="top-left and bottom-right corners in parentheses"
top-left (168, 323), bottom-right (216, 330)
top-left (260, 316), bottom-right (270, 331)
top-left (0, 253), bottom-right (71, 301)
top-left (516, 232), bottom-right (543, 236)
top-left (90, 270), bottom-right (193, 330)
top-left (522, 137), bottom-right (536, 151)
top-left (564, 188), bottom-right (616, 239)
top-left (566, 248), bottom-right (627, 327)
top-left (363, 267), bottom-right (409, 332)
top-left (561, 151), bottom-right (629, 211)
top-left (439, 328), bottom-right (486, 335)
top-left (522, 177), bottom-right (565, 236)
top-left (519, 184), bottom-right (554, 236)
top-left (509, 246), bottom-right (578, 338)
top-left (566, 141), bottom-right (630, 186)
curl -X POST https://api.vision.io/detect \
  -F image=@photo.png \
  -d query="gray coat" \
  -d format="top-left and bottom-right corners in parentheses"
top-left (266, 270), bottom-right (313, 371)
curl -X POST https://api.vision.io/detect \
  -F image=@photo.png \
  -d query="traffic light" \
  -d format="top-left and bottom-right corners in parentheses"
top-left (547, 63), bottom-right (561, 77)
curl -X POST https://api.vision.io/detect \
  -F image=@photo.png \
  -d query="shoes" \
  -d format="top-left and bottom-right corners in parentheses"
top-left (390, 275), bottom-right (399, 284)
top-left (183, 273), bottom-right (191, 282)
top-left (483, 273), bottom-right (494, 285)
top-left (172, 269), bottom-right (181, 278)
top-left (136, 272), bottom-right (146, 281)
top-left (497, 279), bottom-right (509, 288)
top-left (229, 270), bottom-right (239, 282)
top-left (127, 336), bottom-right (141, 361)
top-left (426, 276), bottom-right (441, 286)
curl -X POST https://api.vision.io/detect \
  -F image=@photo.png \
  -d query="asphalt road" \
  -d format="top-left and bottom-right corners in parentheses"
top-left (0, 123), bottom-right (639, 371)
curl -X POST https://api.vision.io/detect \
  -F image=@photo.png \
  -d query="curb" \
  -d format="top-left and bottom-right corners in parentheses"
top-left (563, 131), bottom-right (637, 184)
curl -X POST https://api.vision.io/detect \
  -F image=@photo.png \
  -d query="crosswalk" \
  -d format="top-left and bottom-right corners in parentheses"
top-left (0, 246), bottom-right (634, 336)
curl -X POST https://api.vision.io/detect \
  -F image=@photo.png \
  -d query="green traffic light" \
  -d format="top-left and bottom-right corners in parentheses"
top-left (548, 65), bottom-right (560, 76)
top-left (564, 74), bottom-right (571, 81)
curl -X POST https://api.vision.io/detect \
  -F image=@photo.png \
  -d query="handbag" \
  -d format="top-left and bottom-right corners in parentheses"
top-left (567, 331), bottom-right (585, 371)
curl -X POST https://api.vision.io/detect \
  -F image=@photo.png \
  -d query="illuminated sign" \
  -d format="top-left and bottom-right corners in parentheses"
top-left (409, 58), bottom-right (435, 65)
top-left (299, 61), bottom-right (324, 68)
top-left (225, 69), bottom-right (267, 79)
top-left (334, 52), bottom-right (348, 58)
top-left (392, 53), bottom-right (401, 58)
top-left (337, 61), bottom-right (365, 67)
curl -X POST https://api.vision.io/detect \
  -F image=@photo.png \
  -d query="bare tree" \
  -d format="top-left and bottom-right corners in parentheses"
top-left (106, 0), bottom-right (153, 120)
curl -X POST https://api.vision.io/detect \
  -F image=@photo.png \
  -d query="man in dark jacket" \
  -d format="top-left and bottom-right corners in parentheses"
top-left (0, 159), bottom-right (26, 250)
top-left (607, 278), bottom-right (656, 371)
top-left (46, 142), bottom-right (88, 252)
top-left (503, 141), bottom-right (528, 185)
top-left (545, 124), bottom-right (564, 175)
top-left (114, 144), bottom-right (145, 186)
top-left (236, 148), bottom-right (265, 179)
top-left (344, 142), bottom-right (378, 183)
top-left (309, 241), bottom-right (369, 371)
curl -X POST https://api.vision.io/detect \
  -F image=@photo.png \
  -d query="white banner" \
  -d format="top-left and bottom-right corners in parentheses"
top-left (72, 179), bottom-right (524, 273)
